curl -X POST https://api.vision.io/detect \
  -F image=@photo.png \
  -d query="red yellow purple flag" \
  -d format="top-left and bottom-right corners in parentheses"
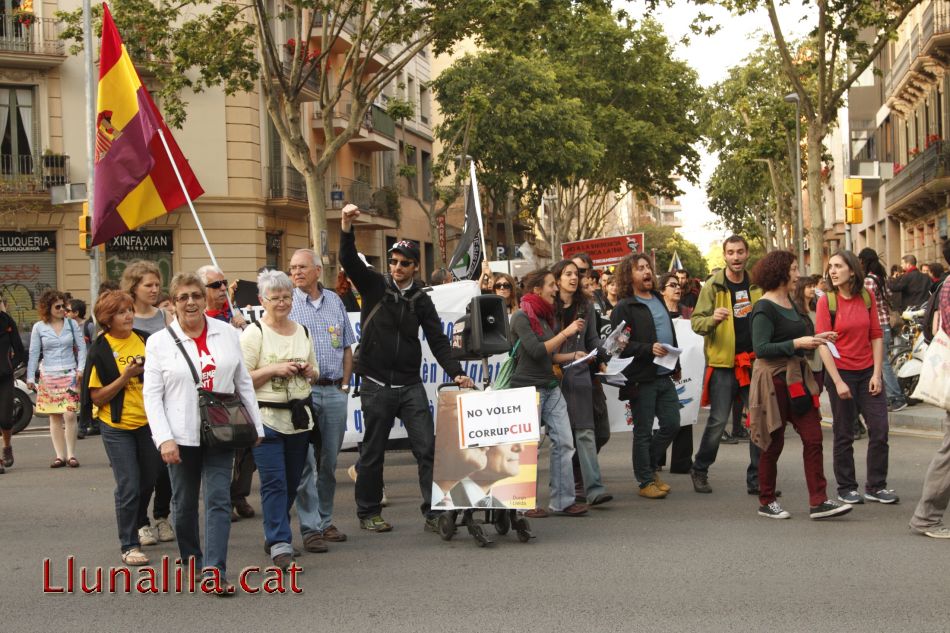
top-left (92, 3), bottom-right (203, 246)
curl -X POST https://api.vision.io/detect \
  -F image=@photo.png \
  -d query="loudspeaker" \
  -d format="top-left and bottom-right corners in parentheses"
top-left (451, 294), bottom-right (511, 360)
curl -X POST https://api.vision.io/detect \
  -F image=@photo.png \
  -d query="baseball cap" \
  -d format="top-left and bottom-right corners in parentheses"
top-left (388, 239), bottom-right (420, 263)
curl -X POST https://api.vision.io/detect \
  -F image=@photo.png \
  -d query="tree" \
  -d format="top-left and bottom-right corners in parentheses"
top-left (638, 224), bottom-right (709, 279)
top-left (693, 0), bottom-right (926, 266)
top-left (60, 0), bottom-right (535, 261)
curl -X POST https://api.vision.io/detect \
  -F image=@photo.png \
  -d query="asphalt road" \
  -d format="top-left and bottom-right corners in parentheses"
top-left (3, 420), bottom-right (947, 633)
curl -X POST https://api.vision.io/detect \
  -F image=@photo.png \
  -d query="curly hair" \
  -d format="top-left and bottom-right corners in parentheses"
top-left (120, 259), bottom-right (163, 298)
top-left (38, 290), bottom-right (67, 323)
top-left (615, 253), bottom-right (653, 299)
top-left (552, 259), bottom-right (589, 323)
top-left (751, 250), bottom-right (797, 291)
top-left (94, 290), bottom-right (135, 332)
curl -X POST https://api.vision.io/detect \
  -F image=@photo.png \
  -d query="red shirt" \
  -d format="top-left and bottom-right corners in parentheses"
top-left (815, 291), bottom-right (883, 371)
top-left (192, 323), bottom-right (217, 391)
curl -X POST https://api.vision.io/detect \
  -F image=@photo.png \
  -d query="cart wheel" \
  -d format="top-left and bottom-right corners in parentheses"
top-left (438, 513), bottom-right (456, 541)
top-left (493, 510), bottom-right (511, 535)
top-left (516, 528), bottom-right (533, 543)
top-left (469, 523), bottom-right (493, 547)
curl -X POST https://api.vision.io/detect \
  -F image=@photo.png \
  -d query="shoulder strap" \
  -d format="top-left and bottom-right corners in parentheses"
top-left (860, 288), bottom-right (872, 310)
top-left (164, 325), bottom-right (201, 387)
top-left (67, 319), bottom-right (78, 364)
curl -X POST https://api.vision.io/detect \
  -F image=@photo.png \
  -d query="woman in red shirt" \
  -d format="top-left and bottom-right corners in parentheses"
top-left (816, 250), bottom-right (897, 506)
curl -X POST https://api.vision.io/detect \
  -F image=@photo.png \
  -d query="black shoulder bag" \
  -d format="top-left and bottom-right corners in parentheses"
top-left (165, 326), bottom-right (258, 449)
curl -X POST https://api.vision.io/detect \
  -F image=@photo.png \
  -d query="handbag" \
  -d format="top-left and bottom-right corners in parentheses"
top-left (492, 340), bottom-right (520, 390)
top-left (165, 326), bottom-right (258, 449)
top-left (911, 327), bottom-right (950, 410)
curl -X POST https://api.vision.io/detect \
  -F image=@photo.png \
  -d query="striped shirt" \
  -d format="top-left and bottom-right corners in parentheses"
top-left (864, 273), bottom-right (890, 330)
top-left (289, 286), bottom-right (356, 381)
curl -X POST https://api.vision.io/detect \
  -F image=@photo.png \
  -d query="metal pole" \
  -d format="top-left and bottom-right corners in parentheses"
top-left (794, 101), bottom-right (806, 274)
top-left (83, 0), bottom-right (100, 298)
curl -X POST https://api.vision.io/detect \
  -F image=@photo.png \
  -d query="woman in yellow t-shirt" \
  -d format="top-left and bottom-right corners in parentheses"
top-left (82, 290), bottom-right (160, 567)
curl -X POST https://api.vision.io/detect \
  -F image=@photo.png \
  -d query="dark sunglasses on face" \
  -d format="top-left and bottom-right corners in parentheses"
top-left (205, 280), bottom-right (228, 290)
top-left (52, 303), bottom-right (65, 310)
top-left (576, 267), bottom-right (589, 276)
top-left (388, 258), bottom-right (414, 268)
top-left (494, 283), bottom-right (512, 290)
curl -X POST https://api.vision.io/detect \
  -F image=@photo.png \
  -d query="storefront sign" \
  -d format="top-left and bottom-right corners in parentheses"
top-left (107, 230), bottom-right (173, 252)
top-left (0, 231), bottom-right (56, 252)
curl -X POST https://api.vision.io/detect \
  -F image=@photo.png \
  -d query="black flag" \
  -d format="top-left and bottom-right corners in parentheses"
top-left (449, 162), bottom-right (484, 280)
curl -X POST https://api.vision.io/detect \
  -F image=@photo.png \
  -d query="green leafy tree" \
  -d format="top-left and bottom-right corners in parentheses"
top-left (638, 224), bottom-right (708, 279)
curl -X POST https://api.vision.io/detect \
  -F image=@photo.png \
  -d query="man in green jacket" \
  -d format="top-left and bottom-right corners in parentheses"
top-left (690, 235), bottom-right (764, 494)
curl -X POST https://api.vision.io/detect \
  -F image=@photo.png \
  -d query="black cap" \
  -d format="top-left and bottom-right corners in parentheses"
top-left (388, 239), bottom-right (420, 263)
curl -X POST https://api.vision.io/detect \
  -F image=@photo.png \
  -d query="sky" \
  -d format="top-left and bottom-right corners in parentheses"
top-left (619, 0), bottom-right (811, 253)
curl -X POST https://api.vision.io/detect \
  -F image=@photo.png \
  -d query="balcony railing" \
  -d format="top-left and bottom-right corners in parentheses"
top-left (0, 15), bottom-right (64, 56)
top-left (366, 104), bottom-right (395, 139)
top-left (267, 164), bottom-right (307, 201)
top-left (0, 153), bottom-right (69, 193)
top-left (337, 176), bottom-right (398, 218)
top-left (281, 60), bottom-right (319, 96)
top-left (886, 140), bottom-right (950, 207)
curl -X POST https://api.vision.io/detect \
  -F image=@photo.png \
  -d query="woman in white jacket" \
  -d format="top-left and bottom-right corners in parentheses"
top-left (143, 272), bottom-right (263, 596)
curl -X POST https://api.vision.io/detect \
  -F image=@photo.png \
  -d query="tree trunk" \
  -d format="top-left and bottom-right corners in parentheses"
top-left (805, 121), bottom-right (826, 273)
top-left (503, 191), bottom-right (516, 264)
top-left (303, 168), bottom-right (328, 278)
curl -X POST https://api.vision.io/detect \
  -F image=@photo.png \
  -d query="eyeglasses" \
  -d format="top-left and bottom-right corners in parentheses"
top-left (494, 283), bottom-right (512, 290)
top-left (52, 303), bottom-right (65, 310)
top-left (263, 296), bottom-right (292, 305)
top-left (665, 282), bottom-right (681, 289)
top-left (388, 258), bottom-right (414, 268)
top-left (576, 267), bottom-right (589, 276)
top-left (175, 292), bottom-right (204, 303)
top-left (205, 280), bottom-right (228, 290)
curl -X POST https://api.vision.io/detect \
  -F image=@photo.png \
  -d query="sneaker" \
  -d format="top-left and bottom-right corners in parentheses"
top-left (758, 501), bottom-right (791, 519)
top-left (923, 526), bottom-right (950, 539)
top-left (690, 469), bottom-right (712, 494)
top-left (359, 515), bottom-right (393, 532)
top-left (347, 464), bottom-right (357, 482)
top-left (3, 446), bottom-right (13, 467)
top-left (653, 472), bottom-right (671, 493)
top-left (733, 427), bottom-right (751, 441)
top-left (138, 525), bottom-right (158, 546)
top-left (837, 490), bottom-right (864, 505)
top-left (720, 431), bottom-right (739, 445)
top-left (155, 518), bottom-right (175, 542)
top-left (638, 482), bottom-right (668, 499)
top-left (864, 488), bottom-right (900, 504)
top-left (381, 487), bottom-right (389, 507)
top-left (809, 500), bottom-right (853, 520)
top-left (889, 401), bottom-right (909, 412)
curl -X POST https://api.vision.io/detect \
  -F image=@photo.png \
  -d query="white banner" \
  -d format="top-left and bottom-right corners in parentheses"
top-left (457, 387), bottom-right (540, 448)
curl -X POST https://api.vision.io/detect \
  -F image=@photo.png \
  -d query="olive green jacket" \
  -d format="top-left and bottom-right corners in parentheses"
top-left (690, 269), bottom-right (762, 368)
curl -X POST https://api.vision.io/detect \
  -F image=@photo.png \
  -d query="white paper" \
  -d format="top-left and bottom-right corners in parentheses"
top-left (596, 356), bottom-right (634, 376)
top-left (563, 349), bottom-right (597, 368)
top-left (653, 344), bottom-right (682, 371)
top-left (824, 341), bottom-right (841, 359)
top-left (602, 373), bottom-right (628, 387)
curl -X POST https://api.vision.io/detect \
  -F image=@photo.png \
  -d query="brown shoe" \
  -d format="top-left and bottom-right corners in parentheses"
top-left (524, 507), bottom-right (549, 518)
top-left (233, 499), bottom-right (255, 518)
top-left (230, 510), bottom-right (240, 522)
top-left (654, 472), bottom-right (671, 493)
top-left (322, 525), bottom-right (347, 542)
top-left (303, 533), bottom-right (328, 553)
top-left (639, 482), bottom-right (668, 499)
top-left (555, 503), bottom-right (589, 516)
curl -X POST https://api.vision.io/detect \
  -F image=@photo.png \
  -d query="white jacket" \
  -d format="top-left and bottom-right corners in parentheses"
top-left (144, 317), bottom-right (264, 448)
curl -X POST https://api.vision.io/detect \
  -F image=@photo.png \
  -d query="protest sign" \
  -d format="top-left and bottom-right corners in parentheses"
top-left (560, 234), bottom-right (645, 267)
top-left (457, 387), bottom-right (540, 448)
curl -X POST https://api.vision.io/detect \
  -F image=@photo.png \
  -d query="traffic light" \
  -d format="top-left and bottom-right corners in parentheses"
top-left (844, 178), bottom-right (863, 225)
top-left (79, 203), bottom-right (91, 250)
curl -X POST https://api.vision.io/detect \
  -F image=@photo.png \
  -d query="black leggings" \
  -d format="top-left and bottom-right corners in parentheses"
top-left (0, 375), bottom-right (14, 431)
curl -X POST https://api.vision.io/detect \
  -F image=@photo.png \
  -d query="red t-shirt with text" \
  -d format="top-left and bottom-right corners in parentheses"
top-left (192, 324), bottom-right (216, 390)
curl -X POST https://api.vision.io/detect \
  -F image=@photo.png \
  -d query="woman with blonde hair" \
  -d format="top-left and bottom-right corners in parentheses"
top-left (27, 290), bottom-right (86, 468)
top-left (492, 272), bottom-right (519, 314)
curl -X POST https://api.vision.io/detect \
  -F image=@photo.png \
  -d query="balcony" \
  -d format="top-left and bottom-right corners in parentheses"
top-left (884, 140), bottom-right (950, 221)
top-left (280, 59), bottom-right (320, 102)
top-left (0, 15), bottom-right (67, 69)
top-left (885, 1), bottom-right (950, 112)
top-left (325, 176), bottom-right (399, 229)
top-left (267, 164), bottom-right (308, 210)
top-left (313, 98), bottom-right (396, 152)
top-left (0, 153), bottom-right (69, 195)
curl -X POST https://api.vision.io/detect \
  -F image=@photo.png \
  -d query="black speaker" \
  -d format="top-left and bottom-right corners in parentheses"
top-left (451, 294), bottom-right (511, 360)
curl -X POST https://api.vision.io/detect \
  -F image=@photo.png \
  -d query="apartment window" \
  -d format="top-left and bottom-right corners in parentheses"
top-left (419, 85), bottom-right (431, 125)
top-left (354, 160), bottom-right (371, 185)
top-left (407, 76), bottom-right (415, 119)
top-left (0, 85), bottom-right (36, 178)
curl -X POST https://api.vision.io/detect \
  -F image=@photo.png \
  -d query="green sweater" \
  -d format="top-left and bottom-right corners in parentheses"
top-left (750, 299), bottom-right (810, 359)
top-left (509, 311), bottom-right (558, 389)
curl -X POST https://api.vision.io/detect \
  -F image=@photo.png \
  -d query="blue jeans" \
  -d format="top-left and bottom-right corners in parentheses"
top-left (538, 386), bottom-right (576, 511)
top-left (100, 423), bottom-right (161, 553)
top-left (575, 428), bottom-right (607, 499)
top-left (295, 385), bottom-right (348, 536)
top-left (692, 367), bottom-right (760, 487)
top-left (168, 444), bottom-right (234, 580)
top-left (882, 327), bottom-right (906, 406)
top-left (253, 425), bottom-right (310, 557)
top-left (628, 377), bottom-right (681, 486)
top-left (355, 381), bottom-right (434, 519)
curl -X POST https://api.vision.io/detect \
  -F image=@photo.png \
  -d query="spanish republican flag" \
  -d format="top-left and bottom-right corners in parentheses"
top-left (92, 4), bottom-right (203, 246)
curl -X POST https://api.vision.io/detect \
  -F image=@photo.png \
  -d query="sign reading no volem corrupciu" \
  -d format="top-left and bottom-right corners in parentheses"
top-left (457, 387), bottom-right (540, 448)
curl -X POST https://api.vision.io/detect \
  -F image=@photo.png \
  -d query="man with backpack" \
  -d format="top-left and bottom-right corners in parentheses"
top-left (339, 203), bottom-right (474, 533)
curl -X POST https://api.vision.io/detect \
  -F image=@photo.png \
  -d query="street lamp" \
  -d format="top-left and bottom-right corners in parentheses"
top-left (785, 92), bottom-right (807, 274)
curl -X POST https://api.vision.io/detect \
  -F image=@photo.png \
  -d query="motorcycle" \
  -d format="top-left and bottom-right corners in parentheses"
top-left (892, 305), bottom-right (928, 404)
top-left (12, 365), bottom-right (35, 435)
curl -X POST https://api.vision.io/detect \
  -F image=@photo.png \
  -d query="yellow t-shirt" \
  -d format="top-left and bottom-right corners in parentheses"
top-left (88, 333), bottom-right (148, 430)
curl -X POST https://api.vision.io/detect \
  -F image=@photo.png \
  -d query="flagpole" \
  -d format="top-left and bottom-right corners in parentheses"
top-left (83, 0), bottom-right (100, 298)
top-left (155, 127), bottom-right (239, 316)
top-left (468, 160), bottom-right (487, 262)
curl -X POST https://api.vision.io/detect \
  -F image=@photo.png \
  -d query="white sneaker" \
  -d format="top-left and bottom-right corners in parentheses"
top-left (347, 464), bottom-right (357, 482)
top-left (923, 526), bottom-right (950, 539)
top-left (381, 487), bottom-right (389, 507)
top-left (138, 525), bottom-right (158, 546)
top-left (155, 518), bottom-right (175, 542)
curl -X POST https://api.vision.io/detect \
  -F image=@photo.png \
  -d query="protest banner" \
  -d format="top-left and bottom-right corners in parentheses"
top-left (457, 387), bottom-right (540, 448)
top-left (560, 234), bottom-right (645, 267)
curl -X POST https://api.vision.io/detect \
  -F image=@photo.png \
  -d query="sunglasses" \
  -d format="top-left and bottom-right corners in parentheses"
top-left (205, 280), bottom-right (228, 290)
top-left (175, 292), bottom-right (204, 303)
top-left (388, 258), bottom-right (414, 268)
top-left (494, 283), bottom-right (512, 290)
top-left (52, 303), bottom-right (65, 310)
top-left (576, 267), bottom-right (589, 276)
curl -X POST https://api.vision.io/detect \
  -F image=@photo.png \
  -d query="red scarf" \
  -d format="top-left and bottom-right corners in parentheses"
top-left (520, 293), bottom-right (555, 337)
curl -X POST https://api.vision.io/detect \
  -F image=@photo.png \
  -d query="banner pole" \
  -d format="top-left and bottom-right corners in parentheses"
top-left (155, 127), bottom-right (238, 316)
top-left (469, 160), bottom-right (487, 262)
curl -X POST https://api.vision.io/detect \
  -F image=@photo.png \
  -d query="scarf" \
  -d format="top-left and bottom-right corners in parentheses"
top-left (520, 293), bottom-right (555, 337)
top-left (205, 306), bottom-right (232, 323)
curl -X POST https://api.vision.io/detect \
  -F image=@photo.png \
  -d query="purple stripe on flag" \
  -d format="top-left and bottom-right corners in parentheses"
top-left (92, 88), bottom-right (160, 246)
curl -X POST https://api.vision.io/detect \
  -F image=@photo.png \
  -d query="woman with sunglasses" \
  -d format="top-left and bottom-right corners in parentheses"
top-left (492, 273), bottom-right (519, 314)
top-left (27, 290), bottom-right (86, 468)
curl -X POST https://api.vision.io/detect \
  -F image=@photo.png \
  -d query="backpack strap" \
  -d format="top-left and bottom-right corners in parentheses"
top-left (67, 318), bottom-right (79, 365)
top-left (828, 289), bottom-right (872, 329)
